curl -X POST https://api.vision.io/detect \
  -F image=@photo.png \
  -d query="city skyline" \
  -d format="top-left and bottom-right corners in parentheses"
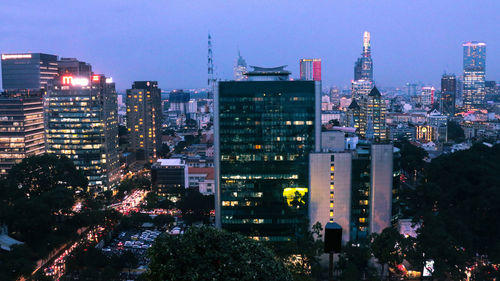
top-left (1, 0), bottom-right (500, 91)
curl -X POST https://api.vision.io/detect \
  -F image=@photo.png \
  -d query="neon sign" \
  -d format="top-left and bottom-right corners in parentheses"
top-left (92, 75), bottom-right (100, 82)
top-left (61, 76), bottom-right (89, 86)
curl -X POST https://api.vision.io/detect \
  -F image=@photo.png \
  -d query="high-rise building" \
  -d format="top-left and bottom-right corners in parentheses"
top-left (233, 51), bottom-right (248, 81)
top-left (351, 79), bottom-right (373, 97)
top-left (361, 87), bottom-right (387, 141)
top-left (215, 66), bottom-right (321, 241)
top-left (57, 57), bottom-right (92, 77)
top-left (1, 53), bottom-right (58, 91)
top-left (45, 73), bottom-right (119, 192)
top-left (420, 86), bottom-right (435, 107)
top-left (299, 58), bottom-right (321, 81)
top-left (485, 80), bottom-right (498, 97)
top-left (354, 31), bottom-right (373, 82)
top-left (126, 81), bottom-right (162, 162)
top-left (440, 74), bottom-right (457, 116)
top-left (0, 90), bottom-right (45, 175)
top-left (151, 159), bottom-right (188, 199)
top-left (463, 42), bottom-right (486, 110)
top-left (168, 90), bottom-right (190, 113)
top-left (309, 133), bottom-right (398, 243)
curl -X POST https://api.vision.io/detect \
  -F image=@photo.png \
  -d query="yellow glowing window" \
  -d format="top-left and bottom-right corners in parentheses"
top-left (359, 218), bottom-right (366, 223)
top-left (254, 145), bottom-right (262, 149)
top-left (330, 185), bottom-right (334, 190)
top-left (330, 194), bottom-right (334, 199)
top-left (329, 211), bottom-right (334, 217)
top-left (330, 166), bottom-right (335, 172)
top-left (330, 203), bottom-right (334, 208)
top-left (330, 175), bottom-right (334, 180)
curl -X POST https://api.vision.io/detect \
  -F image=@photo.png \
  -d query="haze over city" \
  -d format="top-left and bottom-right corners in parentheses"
top-left (1, 0), bottom-right (500, 90)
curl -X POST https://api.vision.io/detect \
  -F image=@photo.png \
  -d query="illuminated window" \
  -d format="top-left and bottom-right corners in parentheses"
top-left (330, 166), bottom-right (335, 172)
top-left (329, 211), bottom-right (333, 217)
top-left (254, 145), bottom-right (261, 149)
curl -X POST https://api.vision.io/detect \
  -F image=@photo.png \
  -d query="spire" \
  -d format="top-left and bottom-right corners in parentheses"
top-left (363, 31), bottom-right (371, 57)
top-left (368, 86), bottom-right (381, 97)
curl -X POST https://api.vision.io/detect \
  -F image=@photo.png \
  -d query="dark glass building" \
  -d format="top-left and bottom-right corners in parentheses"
top-left (126, 81), bottom-right (162, 162)
top-left (1, 53), bottom-right (58, 91)
top-left (151, 159), bottom-right (188, 199)
top-left (440, 74), bottom-right (457, 116)
top-left (463, 42), bottom-right (486, 110)
top-left (0, 90), bottom-right (45, 175)
top-left (215, 66), bottom-right (320, 241)
top-left (45, 73), bottom-right (119, 192)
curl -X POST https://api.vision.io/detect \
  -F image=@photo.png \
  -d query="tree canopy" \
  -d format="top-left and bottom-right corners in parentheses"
top-left (146, 226), bottom-right (293, 281)
top-left (404, 144), bottom-right (500, 279)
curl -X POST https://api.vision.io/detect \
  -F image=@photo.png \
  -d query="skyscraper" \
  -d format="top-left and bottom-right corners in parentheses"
top-left (45, 73), bottom-right (119, 192)
top-left (58, 57), bottom-right (92, 77)
top-left (299, 58), bottom-right (321, 81)
top-left (440, 74), bottom-right (457, 115)
top-left (0, 90), bottom-right (45, 175)
top-left (354, 31), bottom-right (373, 82)
top-left (215, 65), bottom-right (321, 241)
top-left (463, 41), bottom-right (486, 110)
top-left (420, 86), bottom-right (435, 107)
top-left (361, 87), bottom-right (387, 141)
top-left (1, 53), bottom-right (58, 91)
top-left (233, 51), bottom-right (248, 81)
top-left (126, 81), bottom-right (162, 162)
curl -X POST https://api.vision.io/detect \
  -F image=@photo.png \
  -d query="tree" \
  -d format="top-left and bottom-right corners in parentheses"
top-left (394, 139), bottom-right (428, 175)
top-left (146, 227), bottom-right (293, 281)
top-left (403, 144), bottom-right (500, 279)
top-left (153, 214), bottom-right (174, 227)
top-left (369, 227), bottom-right (404, 280)
top-left (176, 189), bottom-right (214, 224)
top-left (337, 242), bottom-right (377, 281)
top-left (447, 120), bottom-right (465, 142)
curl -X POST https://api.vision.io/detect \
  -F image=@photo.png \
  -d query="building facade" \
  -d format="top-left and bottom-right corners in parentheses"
top-left (126, 81), bottom-right (162, 162)
top-left (309, 137), bottom-right (398, 243)
top-left (234, 51), bottom-right (248, 81)
top-left (0, 91), bottom-right (45, 175)
top-left (215, 66), bottom-right (321, 241)
top-left (440, 74), bottom-right (456, 116)
top-left (463, 42), bottom-right (486, 110)
top-left (354, 31), bottom-right (373, 81)
top-left (299, 58), bottom-right (321, 81)
top-left (1, 53), bottom-right (58, 91)
top-left (45, 73), bottom-right (119, 191)
top-left (151, 159), bottom-right (188, 198)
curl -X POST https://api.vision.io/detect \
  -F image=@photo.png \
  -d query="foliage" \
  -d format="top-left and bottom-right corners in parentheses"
top-left (119, 212), bottom-right (152, 230)
top-left (153, 214), bottom-right (175, 227)
top-left (394, 139), bottom-right (428, 174)
top-left (337, 242), bottom-right (377, 281)
top-left (65, 247), bottom-right (138, 281)
top-left (270, 222), bottom-right (325, 281)
top-left (0, 244), bottom-right (36, 281)
top-left (145, 226), bottom-right (293, 281)
top-left (369, 227), bottom-right (405, 279)
top-left (447, 120), bottom-right (465, 142)
top-left (176, 189), bottom-right (214, 224)
top-left (403, 144), bottom-right (500, 279)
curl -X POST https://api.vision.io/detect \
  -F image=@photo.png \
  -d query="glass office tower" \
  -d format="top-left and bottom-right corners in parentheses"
top-left (463, 41), bottom-right (486, 110)
top-left (215, 66), bottom-right (320, 241)
top-left (45, 74), bottom-right (119, 192)
top-left (0, 90), bottom-right (45, 175)
top-left (1, 53), bottom-right (58, 91)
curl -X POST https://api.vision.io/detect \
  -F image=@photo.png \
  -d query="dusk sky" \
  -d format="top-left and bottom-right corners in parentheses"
top-left (1, 0), bottom-right (499, 91)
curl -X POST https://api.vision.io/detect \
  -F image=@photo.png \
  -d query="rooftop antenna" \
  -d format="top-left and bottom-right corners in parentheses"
top-left (208, 33), bottom-right (215, 99)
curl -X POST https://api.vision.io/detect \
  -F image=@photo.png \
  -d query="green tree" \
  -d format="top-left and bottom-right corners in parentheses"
top-left (176, 189), bottom-right (214, 224)
top-left (403, 144), bottom-right (500, 279)
top-left (394, 139), bottom-right (428, 175)
top-left (153, 214), bottom-right (175, 227)
top-left (146, 227), bottom-right (293, 281)
top-left (369, 227), bottom-right (404, 280)
top-left (447, 120), bottom-right (465, 142)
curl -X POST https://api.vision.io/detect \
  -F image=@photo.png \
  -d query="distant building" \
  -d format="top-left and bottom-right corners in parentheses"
top-left (57, 57), bottom-right (92, 77)
top-left (45, 73), bottom-right (119, 191)
top-left (126, 81), bottom-right (162, 162)
top-left (420, 87), bottom-right (435, 107)
top-left (216, 65), bottom-right (321, 241)
top-left (168, 90), bottom-right (190, 113)
top-left (300, 58), bottom-right (321, 81)
top-left (152, 159), bottom-right (188, 198)
top-left (354, 31), bottom-right (373, 81)
top-left (351, 79), bottom-right (373, 97)
top-left (1, 53), bottom-right (58, 91)
top-left (463, 41), bottom-right (486, 110)
top-left (360, 87), bottom-right (387, 141)
top-left (233, 51), bottom-right (248, 81)
top-left (0, 90), bottom-right (45, 175)
top-left (485, 80), bottom-right (498, 96)
top-left (440, 74), bottom-right (457, 115)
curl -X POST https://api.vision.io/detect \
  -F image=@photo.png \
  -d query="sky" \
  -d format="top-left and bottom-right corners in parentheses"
top-left (1, 0), bottom-right (499, 92)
